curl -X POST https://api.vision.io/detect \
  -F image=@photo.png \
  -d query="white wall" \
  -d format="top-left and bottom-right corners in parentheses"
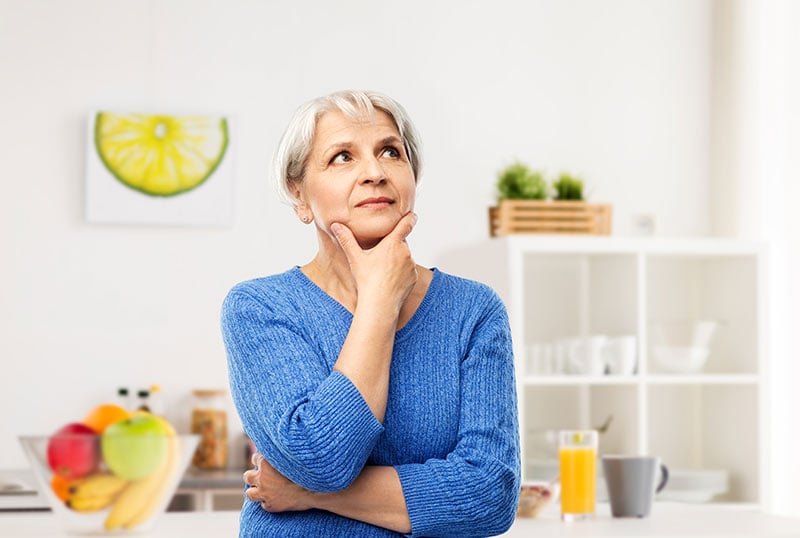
top-left (782, 2), bottom-right (800, 512)
top-left (0, 0), bottom-right (713, 468)
top-left (762, 0), bottom-right (800, 518)
top-left (707, 0), bottom-right (800, 516)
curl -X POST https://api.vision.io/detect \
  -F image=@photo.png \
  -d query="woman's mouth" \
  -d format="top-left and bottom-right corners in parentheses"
top-left (356, 197), bottom-right (394, 208)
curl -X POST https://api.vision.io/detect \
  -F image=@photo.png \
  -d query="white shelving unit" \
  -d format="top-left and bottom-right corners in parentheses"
top-left (441, 236), bottom-right (767, 505)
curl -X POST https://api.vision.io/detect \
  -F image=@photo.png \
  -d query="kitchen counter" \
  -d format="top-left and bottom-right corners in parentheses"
top-left (174, 468), bottom-right (245, 511)
top-left (0, 467), bottom-right (247, 512)
top-left (2, 503), bottom-right (800, 537)
top-left (499, 503), bottom-right (800, 536)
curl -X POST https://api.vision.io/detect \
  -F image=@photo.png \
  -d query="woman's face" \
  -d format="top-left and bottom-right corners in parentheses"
top-left (294, 109), bottom-right (416, 249)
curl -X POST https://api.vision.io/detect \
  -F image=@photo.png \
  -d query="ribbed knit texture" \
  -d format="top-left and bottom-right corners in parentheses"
top-left (222, 267), bottom-right (520, 537)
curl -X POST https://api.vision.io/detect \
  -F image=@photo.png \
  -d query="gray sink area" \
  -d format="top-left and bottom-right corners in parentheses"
top-left (0, 469), bottom-right (49, 511)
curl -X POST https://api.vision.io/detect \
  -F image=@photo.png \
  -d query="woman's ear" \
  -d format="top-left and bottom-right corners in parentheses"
top-left (289, 180), bottom-right (312, 224)
top-left (293, 204), bottom-right (313, 224)
top-left (288, 179), bottom-right (303, 202)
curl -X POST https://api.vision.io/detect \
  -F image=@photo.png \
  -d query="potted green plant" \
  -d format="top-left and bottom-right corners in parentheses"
top-left (489, 165), bottom-right (612, 236)
top-left (495, 162), bottom-right (548, 201)
top-left (552, 173), bottom-right (584, 201)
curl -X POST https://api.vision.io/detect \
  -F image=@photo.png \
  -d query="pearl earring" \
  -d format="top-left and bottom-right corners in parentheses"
top-left (302, 216), bottom-right (309, 223)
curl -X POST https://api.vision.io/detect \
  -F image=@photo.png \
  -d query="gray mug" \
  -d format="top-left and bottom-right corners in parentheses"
top-left (602, 455), bottom-right (669, 518)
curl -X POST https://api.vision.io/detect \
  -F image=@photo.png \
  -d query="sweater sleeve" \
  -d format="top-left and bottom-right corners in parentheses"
top-left (221, 285), bottom-right (384, 493)
top-left (396, 293), bottom-right (520, 538)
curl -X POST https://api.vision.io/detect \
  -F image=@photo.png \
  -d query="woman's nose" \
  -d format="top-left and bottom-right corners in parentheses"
top-left (358, 156), bottom-right (387, 184)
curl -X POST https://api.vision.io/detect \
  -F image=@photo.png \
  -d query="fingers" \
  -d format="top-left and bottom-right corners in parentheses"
top-left (245, 485), bottom-right (260, 502)
top-left (387, 212), bottom-right (418, 242)
top-left (243, 468), bottom-right (255, 481)
top-left (244, 469), bottom-right (267, 506)
top-left (243, 454), bottom-right (279, 510)
top-left (330, 222), bottom-right (358, 262)
top-left (243, 469), bottom-right (257, 488)
top-left (246, 486), bottom-right (273, 511)
top-left (331, 212), bottom-right (417, 253)
top-left (244, 469), bottom-right (261, 503)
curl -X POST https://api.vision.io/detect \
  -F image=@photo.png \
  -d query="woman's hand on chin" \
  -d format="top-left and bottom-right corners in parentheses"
top-left (330, 212), bottom-right (418, 315)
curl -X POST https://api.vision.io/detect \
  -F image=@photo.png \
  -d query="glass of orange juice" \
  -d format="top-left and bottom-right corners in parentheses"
top-left (558, 430), bottom-right (597, 521)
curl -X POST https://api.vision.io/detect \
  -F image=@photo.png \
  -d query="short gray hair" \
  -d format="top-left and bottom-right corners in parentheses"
top-left (272, 90), bottom-right (423, 204)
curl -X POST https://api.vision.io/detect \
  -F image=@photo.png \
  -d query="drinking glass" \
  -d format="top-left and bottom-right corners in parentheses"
top-left (558, 430), bottom-right (597, 521)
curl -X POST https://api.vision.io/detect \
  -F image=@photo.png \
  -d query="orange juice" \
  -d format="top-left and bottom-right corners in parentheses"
top-left (559, 445), bottom-right (597, 519)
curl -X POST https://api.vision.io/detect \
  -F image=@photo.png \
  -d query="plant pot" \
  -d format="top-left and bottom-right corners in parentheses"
top-left (488, 200), bottom-right (612, 237)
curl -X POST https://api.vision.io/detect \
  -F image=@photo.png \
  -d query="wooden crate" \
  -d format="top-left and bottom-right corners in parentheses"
top-left (488, 200), bottom-right (612, 237)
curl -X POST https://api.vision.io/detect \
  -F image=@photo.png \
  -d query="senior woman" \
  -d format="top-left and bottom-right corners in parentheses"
top-left (221, 90), bottom-right (520, 537)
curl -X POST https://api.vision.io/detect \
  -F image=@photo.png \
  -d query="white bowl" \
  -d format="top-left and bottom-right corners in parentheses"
top-left (652, 346), bottom-right (709, 374)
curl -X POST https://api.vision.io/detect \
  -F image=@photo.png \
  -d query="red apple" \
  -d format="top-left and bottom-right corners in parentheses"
top-left (47, 423), bottom-right (100, 480)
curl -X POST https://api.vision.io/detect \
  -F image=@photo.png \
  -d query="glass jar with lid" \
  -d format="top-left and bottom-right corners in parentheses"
top-left (190, 389), bottom-right (228, 469)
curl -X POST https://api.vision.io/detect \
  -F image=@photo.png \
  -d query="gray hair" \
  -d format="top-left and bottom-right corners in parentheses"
top-left (272, 90), bottom-right (423, 204)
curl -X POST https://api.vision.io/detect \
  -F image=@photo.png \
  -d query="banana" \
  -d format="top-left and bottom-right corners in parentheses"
top-left (122, 433), bottom-right (181, 529)
top-left (68, 493), bottom-right (116, 513)
top-left (104, 420), bottom-right (181, 530)
top-left (65, 473), bottom-right (129, 513)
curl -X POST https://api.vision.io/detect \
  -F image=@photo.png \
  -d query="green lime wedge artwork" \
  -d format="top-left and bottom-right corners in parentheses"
top-left (86, 111), bottom-right (234, 226)
top-left (95, 112), bottom-right (229, 197)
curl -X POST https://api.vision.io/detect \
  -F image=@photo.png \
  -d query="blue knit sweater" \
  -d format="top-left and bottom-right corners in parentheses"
top-left (222, 267), bottom-right (520, 537)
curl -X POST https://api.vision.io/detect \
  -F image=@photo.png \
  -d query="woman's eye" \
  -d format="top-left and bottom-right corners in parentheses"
top-left (382, 146), bottom-right (400, 158)
top-left (331, 152), bottom-right (351, 164)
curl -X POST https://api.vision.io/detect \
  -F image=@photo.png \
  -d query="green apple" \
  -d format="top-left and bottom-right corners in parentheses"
top-left (101, 414), bottom-right (168, 480)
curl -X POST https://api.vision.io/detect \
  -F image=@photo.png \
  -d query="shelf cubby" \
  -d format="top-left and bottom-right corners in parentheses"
top-left (442, 236), bottom-right (765, 505)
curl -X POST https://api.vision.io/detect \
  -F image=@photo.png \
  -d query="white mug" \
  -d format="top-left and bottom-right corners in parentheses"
top-left (604, 336), bottom-right (637, 376)
top-left (567, 336), bottom-right (607, 376)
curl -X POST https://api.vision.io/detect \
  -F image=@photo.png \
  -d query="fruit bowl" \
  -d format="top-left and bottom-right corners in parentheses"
top-left (19, 433), bottom-right (199, 535)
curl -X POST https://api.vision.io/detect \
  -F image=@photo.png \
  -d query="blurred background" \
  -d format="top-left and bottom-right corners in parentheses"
top-left (1, 0), bottom-right (798, 515)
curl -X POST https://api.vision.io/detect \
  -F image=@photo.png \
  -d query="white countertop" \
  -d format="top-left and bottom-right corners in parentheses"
top-left (2, 503), bottom-right (800, 537)
top-left (499, 502), bottom-right (800, 537)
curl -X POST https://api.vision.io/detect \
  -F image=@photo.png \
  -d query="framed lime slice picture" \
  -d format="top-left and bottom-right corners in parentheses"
top-left (85, 111), bottom-right (234, 226)
top-left (95, 113), bottom-right (229, 197)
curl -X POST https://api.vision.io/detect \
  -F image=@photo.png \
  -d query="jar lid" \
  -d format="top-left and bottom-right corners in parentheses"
top-left (192, 389), bottom-right (227, 397)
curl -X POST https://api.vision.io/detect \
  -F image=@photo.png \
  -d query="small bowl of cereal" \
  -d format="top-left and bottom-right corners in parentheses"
top-left (516, 481), bottom-right (558, 518)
